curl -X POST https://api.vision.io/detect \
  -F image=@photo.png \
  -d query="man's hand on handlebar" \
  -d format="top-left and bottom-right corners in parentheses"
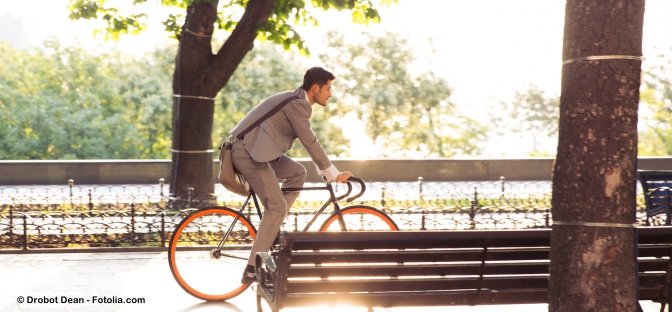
top-left (336, 171), bottom-right (353, 183)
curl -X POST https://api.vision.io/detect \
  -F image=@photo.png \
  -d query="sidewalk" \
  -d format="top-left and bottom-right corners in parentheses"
top-left (0, 251), bottom-right (663, 312)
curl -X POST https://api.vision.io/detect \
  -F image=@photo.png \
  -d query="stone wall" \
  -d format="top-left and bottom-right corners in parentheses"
top-left (1, 157), bottom-right (671, 184)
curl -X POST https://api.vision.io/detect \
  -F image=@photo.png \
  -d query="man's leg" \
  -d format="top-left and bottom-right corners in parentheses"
top-left (231, 146), bottom-right (288, 268)
top-left (242, 157), bottom-right (306, 266)
top-left (271, 155), bottom-right (307, 211)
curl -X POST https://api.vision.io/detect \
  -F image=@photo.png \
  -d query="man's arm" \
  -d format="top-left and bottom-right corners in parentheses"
top-left (316, 164), bottom-right (352, 182)
top-left (285, 101), bottom-right (351, 182)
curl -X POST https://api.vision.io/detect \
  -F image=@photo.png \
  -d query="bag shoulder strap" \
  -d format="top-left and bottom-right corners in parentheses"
top-left (235, 95), bottom-right (300, 140)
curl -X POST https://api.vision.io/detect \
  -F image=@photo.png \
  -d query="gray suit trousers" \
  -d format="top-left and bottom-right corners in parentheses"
top-left (231, 140), bottom-right (307, 266)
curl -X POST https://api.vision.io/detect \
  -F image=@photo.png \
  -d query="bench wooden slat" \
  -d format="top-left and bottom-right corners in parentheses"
top-left (286, 275), bottom-right (549, 293)
top-left (639, 245), bottom-right (672, 258)
top-left (639, 272), bottom-right (667, 286)
top-left (285, 273), bottom-right (667, 294)
top-left (285, 228), bottom-right (672, 249)
top-left (637, 226), bottom-right (672, 242)
top-left (285, 230), bottom-right (552, 250)
top-left (289, 248), bottom-right (551, 264)
top-left (639, 258), bottom-right (671, 272)
top-left (289, 261), bottom-right (550, 278)
top-left (640, 288), bottom-right (666, 301)
top-left (283, 289), bottom-right (550, 307)
top-left (639, 258), bottom-right (669, 272)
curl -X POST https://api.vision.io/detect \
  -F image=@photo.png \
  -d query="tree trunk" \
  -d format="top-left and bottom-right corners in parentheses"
top-left (169, 0), bottom-right (275, 207)
top-left (549, 1), bottom-right (645, 311)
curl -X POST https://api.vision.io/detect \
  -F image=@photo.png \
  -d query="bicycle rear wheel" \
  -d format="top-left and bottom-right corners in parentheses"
top-left (319, 205), bottom-right (399, 231)
top-left (168, 206), bottom-right (257, 301)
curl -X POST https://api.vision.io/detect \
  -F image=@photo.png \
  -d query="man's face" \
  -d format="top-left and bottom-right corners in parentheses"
top-left (313, 80), bottom-right (332, 106)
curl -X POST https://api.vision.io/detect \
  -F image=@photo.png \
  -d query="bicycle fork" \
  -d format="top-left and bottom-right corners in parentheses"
top-left (300, 183), bottom-right (348, 231)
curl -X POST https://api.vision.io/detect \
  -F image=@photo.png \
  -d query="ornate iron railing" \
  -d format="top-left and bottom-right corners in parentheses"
top-left (0, 179), bottom-right (657, 250)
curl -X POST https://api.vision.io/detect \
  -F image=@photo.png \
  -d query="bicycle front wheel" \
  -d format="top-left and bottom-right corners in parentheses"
top-left (319, 205), bottom-right (399, 231)
top-left (168, 206), bottom-right (257, 301)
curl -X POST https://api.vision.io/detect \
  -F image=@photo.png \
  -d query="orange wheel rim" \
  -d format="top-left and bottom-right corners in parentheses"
top-left (169, 208), bottom-right (256, 301)
top-left (321, 207), bottom-right (398, 231)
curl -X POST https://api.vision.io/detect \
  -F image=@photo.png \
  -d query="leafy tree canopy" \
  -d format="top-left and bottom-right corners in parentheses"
top-left (67, 0), bottom-right (392, 54)
top-left (0, 41), bottom-right (173, 159)
top-left (318, 31), bottom-right (487, 157)
top-left (493, 85), bottom-right (559, 156)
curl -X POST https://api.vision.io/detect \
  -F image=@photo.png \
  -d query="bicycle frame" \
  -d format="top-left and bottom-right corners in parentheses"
top-left (281, 182), bottom-right (349, 231)
top-left (215, 179), bottom-right (360, 252)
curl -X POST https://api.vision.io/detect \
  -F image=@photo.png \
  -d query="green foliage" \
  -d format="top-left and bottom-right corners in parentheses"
top-left (489, 55), bottom-right (672, 157)
top-left (0, 41), bottom-right (173, 160)
top-left (257, 0), bottom-right (384, 54)
top-left (494, 85), bottom-right (559, 156)
top-left (317, 31), bottom-right (487, 157)
top-left (64, 0), bottom-right (394, 163)
top-left (0, 40), bottom-right (352, 160)
top-left (640, 52), bottom-right (672, 155)
top-left (68, 0), bottom-right (390, 54)
top-left (68, 0), bottom-right (148, 40)
top-left (2, 22), bottom-right (495, 160)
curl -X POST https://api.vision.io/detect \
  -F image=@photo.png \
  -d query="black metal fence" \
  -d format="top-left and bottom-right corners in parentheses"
top-left (0, 179), bottom-right (659, 250)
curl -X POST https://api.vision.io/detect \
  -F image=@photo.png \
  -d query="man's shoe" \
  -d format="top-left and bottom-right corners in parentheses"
top-left (241, 271), bottom-right (256, 284)
top-left (241, 265), bottom-right (256, 284)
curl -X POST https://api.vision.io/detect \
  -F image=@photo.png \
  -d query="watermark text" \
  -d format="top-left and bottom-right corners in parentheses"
top-left (17, 295), bottom-right (145, 305)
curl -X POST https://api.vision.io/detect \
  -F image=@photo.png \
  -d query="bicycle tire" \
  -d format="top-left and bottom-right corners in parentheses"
top-left (168, 206), bottom-right (257, 301)
top-left (319, 205), bottom-right (399, 231)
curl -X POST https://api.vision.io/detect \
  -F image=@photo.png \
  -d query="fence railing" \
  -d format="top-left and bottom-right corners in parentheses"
top-left (0, 179), bottom-right (659, 250)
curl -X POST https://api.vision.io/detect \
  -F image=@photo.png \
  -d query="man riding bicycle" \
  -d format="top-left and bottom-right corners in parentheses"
top-left (228, 67), bottom-right (352, 284)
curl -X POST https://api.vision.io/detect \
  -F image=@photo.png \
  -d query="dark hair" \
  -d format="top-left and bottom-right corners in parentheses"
top-left (301, 67), bottom-right (335, 91)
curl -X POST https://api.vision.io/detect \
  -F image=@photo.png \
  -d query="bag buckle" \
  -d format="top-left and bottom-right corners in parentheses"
top-left (219, 135), bottom-right (236, 150)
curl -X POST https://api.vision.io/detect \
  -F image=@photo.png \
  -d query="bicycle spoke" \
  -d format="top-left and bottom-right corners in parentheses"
top-left (219, 252), bottom-right (249, 261)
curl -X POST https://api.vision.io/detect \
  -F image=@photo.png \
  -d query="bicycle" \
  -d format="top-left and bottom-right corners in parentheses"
top-left (167, 176), bottom-right (399, 301)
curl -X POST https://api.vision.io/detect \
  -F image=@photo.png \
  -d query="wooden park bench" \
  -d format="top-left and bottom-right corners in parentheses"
top-left (638, 170), bottom-right (672, 225)
top-left (255, 228), bottom-right (672, 312)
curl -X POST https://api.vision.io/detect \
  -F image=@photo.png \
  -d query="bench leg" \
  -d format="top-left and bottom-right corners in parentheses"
top-left (256, 289), bottom-right (280, 312)
top-left (256, 287), bottom-right (263, 312)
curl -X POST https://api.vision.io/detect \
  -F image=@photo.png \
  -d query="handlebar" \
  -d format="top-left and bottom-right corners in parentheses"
top-left (342, 176), bottom-right (366, 202)
top-left (335, 180), bottom-right (353, 201)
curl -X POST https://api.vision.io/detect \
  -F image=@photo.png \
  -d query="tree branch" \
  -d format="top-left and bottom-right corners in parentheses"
top-left (206, 0), bottom-right (276, 94)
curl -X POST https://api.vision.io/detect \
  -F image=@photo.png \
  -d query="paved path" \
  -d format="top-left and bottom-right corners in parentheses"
top-left (0, 251), bottom-right (664, 312)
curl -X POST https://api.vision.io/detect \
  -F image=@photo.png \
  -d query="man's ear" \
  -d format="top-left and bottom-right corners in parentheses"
top-left (309, 83), bottom-right (319, 94)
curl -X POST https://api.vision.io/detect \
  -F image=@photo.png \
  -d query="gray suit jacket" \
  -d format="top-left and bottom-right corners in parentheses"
top-left (229, 88), bottom-right (332, 170)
